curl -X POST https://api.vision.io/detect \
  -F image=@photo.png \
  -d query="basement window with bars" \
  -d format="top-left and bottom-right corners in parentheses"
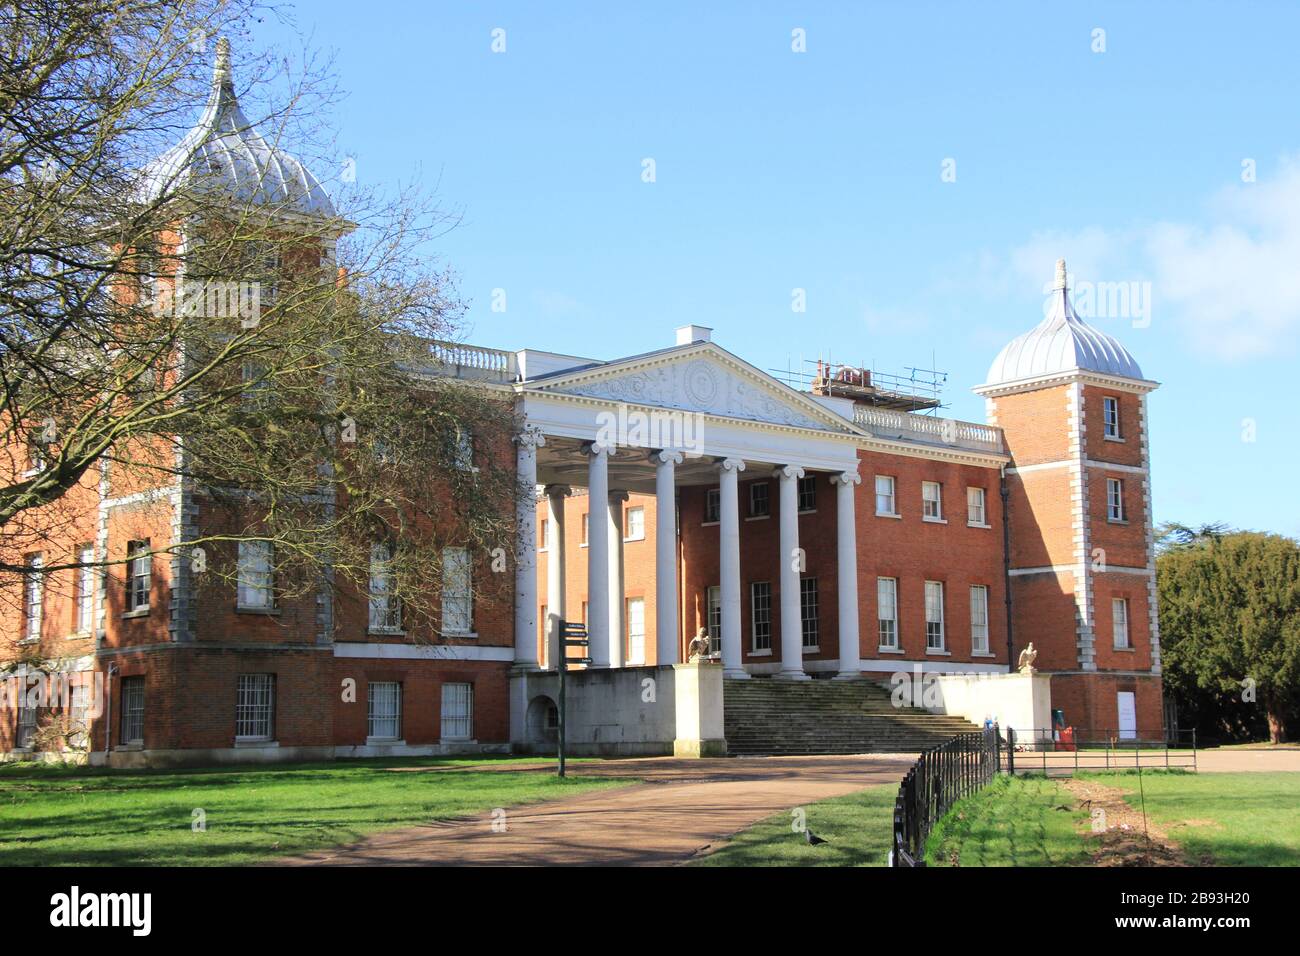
top-left (120, 676), bottom-right (144, 745)
top-left (441, 682), bottom-right (474, 740)
top-left (367, 681), bottom-right (402, 741)
top-left (235, 674), bottom-right (275, 741)
top-left (800, 577), bottom-right (819, 647)
top-left (751, 581), bottom-right (772, 651)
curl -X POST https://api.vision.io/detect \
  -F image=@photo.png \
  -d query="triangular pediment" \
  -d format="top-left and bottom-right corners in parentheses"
top-left (528, 343), bottom-right (861, 434)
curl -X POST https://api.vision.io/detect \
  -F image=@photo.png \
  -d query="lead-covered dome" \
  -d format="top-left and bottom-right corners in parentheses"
top-left (982, 259), bottom-right (1144, 388)
top-left (140, 37), bottom-right (336, 218)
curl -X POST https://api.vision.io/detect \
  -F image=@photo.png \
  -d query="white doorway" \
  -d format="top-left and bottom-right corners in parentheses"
top-left (1117, 691), bottom-right (1137, 740)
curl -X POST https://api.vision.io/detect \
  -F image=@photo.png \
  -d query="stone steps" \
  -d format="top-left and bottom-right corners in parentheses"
top-left (723, 677), bottom-right (982, 756)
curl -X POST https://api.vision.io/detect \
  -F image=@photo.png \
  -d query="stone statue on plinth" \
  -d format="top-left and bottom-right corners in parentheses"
top-left (1017, 642), bottom-right (1038, 675)
top-left (687, 628), bottom-right (711, 663)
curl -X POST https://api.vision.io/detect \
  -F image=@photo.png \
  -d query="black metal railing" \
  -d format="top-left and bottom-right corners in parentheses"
top-left (891, 725), bottom-right (1001, 868)
top-left (1002, 726), bottom-right (1198, 776)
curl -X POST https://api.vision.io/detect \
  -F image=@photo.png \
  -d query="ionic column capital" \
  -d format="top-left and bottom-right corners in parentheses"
top-left (544, 483), bottom-right (572, 499)
top-left (718, 457), bottom-right (746, 474)
top-left (608, 490), bottom-right (630, 504)
top-left (773, 464), bottom-right (805, 481)
top-left (583, 440), bottom-right (615, 457)
top-left (831, 468), bottom-right (861, 486)
top-left (655, 449), bottom-right (684, 466)
top-left (514, 425), bottom-right (546, 450)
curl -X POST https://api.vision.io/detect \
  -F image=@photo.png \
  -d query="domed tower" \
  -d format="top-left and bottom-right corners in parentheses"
top-left (975, 260), bottom-right (1162, 739)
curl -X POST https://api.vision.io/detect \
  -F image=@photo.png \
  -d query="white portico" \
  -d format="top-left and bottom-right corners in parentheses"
top-left (511, 325), bottom-right (867, 680)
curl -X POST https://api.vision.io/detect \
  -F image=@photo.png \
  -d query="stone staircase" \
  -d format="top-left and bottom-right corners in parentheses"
top-left (723, 677), bottom-right (983, 755)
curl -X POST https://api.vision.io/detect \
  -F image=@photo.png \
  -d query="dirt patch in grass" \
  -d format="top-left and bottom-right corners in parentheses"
top-left (1062, 778), bottom-right (1191, 866)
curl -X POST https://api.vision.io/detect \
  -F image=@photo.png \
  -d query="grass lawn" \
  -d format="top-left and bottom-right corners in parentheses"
top-left (1096, 771), bottom-right (1300, 866)
top-left (926, 771), bottom-right (1300, 867)
top-left (691, 784), bottom-right (896, 866)
top-left (0, 756), bottom-right (629, 866)
top-left (926, 775), bottom-right (1091, 867)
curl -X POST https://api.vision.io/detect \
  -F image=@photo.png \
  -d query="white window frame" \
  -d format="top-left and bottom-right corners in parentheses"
top-left (1113, 597), bottom-right (1131, 649)
top-left (751, 581), bottom-right (772, 651)
top-left (16, 699), bottom-right (37, 748)
top-left (235, 673), bottom-right (275, 741)
top-left (797, 475), bottom-right (816, 512)
top-left (922, 481), bottom-right (943, 521)
top-left (23, 554), bottom-right (43, 641)
top-left (625, 506), bottom-right (645, 541)
top-left (627, 597), bottom-right (646, 664)
top-left (367, 681), bottom-right (402, 741)
top-left (875, 475), bottom-right (897, 516)
top-left (704, 488), bottom-right (721, 524)
top-left (967, 487), bottom-right (987, 526)
top-left (120, 676), bottom-right (144, 745)
top-left (236, 540), bottom-right (274, 609)
top-left (1107, 478), bottom-right (1126, 522)
top-left (706, 585), bottom-right (722, 654)
top-left (581, 512), bottom-right (589, 545)
top-left (441, 546), bottom-right (473, 635)
top-left (749, 482), bottom-right (770, 518)
top-left (1103, 396), bottom-right (1122, 440)
top-left (538, 518), bottom-right (548, 552)
top-left (126, 540), bottom-right (150, 613)
top-left (800, 576), bottom-right (819, 648)
top-left (925, 580), bottom-right (946, 651)
top-left (76, 546), bottom-right (94, 634)
top-left (877, 577), bottom-right (898, 649)
top-left (441, 682), bottom-right (474, 740)
top-left (970, 585), bottom-right (990, 654)
top-left (368, 542), bottom-right (402, 633)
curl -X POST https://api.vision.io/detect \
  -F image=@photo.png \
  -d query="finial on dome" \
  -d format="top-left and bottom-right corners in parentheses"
top-left (1054, 258), bottom-right (1068, 292)
top-left (214, 36), bottom-right (232, 88)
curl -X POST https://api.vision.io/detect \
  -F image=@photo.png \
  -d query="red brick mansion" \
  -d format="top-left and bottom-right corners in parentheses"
top-left (1, 46), bottom-right (1163, 764)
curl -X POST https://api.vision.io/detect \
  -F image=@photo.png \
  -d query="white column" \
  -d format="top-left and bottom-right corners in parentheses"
top-left (545, 484), bottom-right (570, 670)
top-left (775, 464), bottom-right (809, 680)
top-left (607, 491), bottom-right (628, 668)
top-left (585, 442), bottom-right (612, 667)
top-left (831, 469), bottom-right (863, 680)
top-left (655, 449), bottom-right (683, 665)
top-left (513, 427), bottom-right (544, 669)
top-left (718, 457), bottom-right (748, 679)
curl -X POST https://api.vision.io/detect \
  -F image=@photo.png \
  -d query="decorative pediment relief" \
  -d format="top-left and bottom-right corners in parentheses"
top-left (539, 354), bottom-right (850, 432)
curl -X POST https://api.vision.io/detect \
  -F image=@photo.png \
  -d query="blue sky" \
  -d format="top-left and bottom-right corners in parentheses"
top-left (254, 2), bottom-right (1298, 537)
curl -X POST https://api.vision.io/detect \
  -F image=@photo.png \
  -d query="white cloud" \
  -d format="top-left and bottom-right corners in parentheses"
top-left (988, 157), bottom-right (1300, 361)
